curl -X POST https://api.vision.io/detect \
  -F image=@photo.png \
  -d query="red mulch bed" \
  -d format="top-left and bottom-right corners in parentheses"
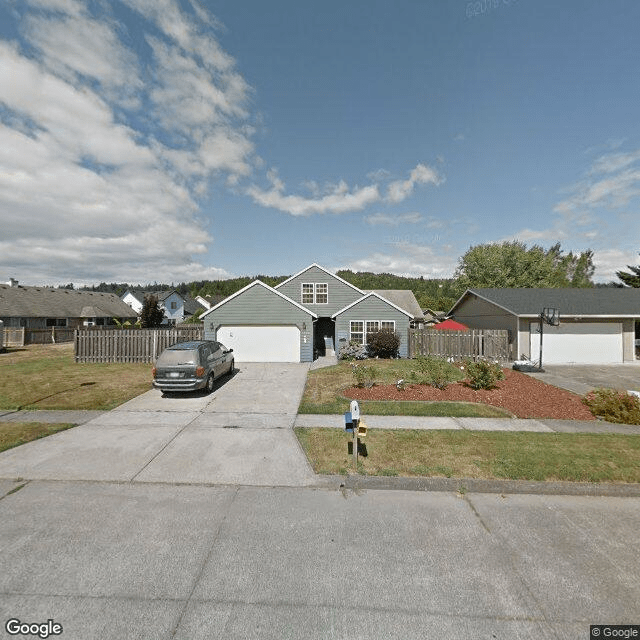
top-left (344, 368), bottom-right (595, 420)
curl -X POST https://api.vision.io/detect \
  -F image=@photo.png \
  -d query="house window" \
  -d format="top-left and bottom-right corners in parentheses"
top-left (302, 283), bottom-right (328, 304)
top-left (170, 301), bottom-right (177, 310)
top-left (46, 318), bottom-right (67, 327)
top-left (302, 283), bottom-right (314, 304)
top-left (366, 321), bottom-right (380, 343)
top-left (350, 321), bottom-right (364, 344)
top-left (315, 283), bottom-right (328, 304)
top-left (351, 320), bottom-right (396, 345)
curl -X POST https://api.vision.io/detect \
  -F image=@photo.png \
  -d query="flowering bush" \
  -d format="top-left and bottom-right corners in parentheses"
top-left (583, 388), bottom-right (640, 425)
top-left (338, 340), bottom-right (367, 361)
top-left (464, 359), bottom-right (505, 390)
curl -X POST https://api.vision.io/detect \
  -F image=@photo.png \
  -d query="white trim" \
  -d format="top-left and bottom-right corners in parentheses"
top-left (200, 280), bottom-right (318, 319)
top-left (275, 263), bottom-right (364, 294)
top-left (331, 292), bottom-right (413, 319)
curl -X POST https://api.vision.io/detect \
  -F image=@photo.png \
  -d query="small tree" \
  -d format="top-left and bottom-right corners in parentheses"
top-left (139, 294), bottom-right (164, 328)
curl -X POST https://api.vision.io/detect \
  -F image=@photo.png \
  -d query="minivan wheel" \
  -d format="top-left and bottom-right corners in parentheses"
top-left (229, 359), bottom-right (235, 376)
top-left (205, 373), bottom-right (215, 393)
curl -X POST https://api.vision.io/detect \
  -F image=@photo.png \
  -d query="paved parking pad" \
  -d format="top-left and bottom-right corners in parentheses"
top-left (0, 483), bottom-right (637, 639)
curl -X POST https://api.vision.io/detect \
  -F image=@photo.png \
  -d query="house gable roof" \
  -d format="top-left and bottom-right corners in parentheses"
top-left (200, 280), bottom-right (318, 319)
top-left (364, 290), bottom-right (424, 320)
top-left (0, 285), bottom-right (137, 319)
top-left (274, 263), bottom-right (364, 295)
top-left (331, 292), bottom-right (414, 319)
top-left (451, 288), bottom-right (640, 318)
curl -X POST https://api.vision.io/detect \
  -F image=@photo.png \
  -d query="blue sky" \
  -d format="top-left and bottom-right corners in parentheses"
top-left (1, 0), bottom-right (639, 286)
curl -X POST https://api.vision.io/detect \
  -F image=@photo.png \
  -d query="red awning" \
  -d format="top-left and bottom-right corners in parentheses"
top-left (433, 319), bottom-right (469, 331)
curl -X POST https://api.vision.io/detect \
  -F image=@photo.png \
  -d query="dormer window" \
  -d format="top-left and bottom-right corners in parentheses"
top-left (302, 283), bottom-right (328, 304)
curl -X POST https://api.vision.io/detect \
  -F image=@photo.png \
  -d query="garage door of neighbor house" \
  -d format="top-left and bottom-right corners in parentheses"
top-left (217, 326), bottom-right (301, 362)
top-left (530, 322), bottom-right (623, 364)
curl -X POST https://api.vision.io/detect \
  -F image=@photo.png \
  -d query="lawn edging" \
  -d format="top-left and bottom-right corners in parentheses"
top-left (317, 474), bottom-right (640, 497)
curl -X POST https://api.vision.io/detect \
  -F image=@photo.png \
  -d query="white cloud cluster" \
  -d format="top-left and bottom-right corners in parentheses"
top-left (343, 243), bottom-right (458, 279)
top-left (0, 0), bottom-right (252, 284)
top-left (247, 163), bottom-right (443, 217)
top-left (364, 212), bottom-right (423, 226)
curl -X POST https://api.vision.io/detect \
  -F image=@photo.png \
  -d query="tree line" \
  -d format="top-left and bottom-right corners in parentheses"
top-left (79, 242), bottom-right (640, 314)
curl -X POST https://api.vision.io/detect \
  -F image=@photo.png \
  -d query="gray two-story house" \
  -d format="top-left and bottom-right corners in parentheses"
top-left (200, 264), bottom-right (421, 362)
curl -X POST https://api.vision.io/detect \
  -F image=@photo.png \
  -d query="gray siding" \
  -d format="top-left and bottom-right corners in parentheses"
top-left (453, 295), bottom-right (518, 350)
top-left (276, 266), bottom-right (362, 317)
top-left (334, 296), bottom-right (411, 358)
top-left (204, 284), bottom-right (314, 362)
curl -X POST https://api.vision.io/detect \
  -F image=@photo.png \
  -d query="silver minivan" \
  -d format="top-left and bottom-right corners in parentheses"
top-left (152, 340), bottom-right (234, 393)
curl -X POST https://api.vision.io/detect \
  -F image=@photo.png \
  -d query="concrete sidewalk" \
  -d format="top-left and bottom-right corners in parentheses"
top-left (294, 414), bottom-right (640, 434)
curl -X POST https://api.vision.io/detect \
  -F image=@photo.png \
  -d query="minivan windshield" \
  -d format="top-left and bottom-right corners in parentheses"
top-left (157, 350), bottom-right (198, 366)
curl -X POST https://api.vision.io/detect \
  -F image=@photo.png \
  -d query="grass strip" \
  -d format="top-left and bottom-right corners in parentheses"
top-left (295, 428), bottom-right (640, 483)
top-left (0, 422), bottom-right (76, 454)
top-left (298, 398), bottom-right (511, 417)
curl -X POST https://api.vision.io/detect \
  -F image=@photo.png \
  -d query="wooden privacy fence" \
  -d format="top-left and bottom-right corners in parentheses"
top-left (75, 326), bottom-right (204, 363)
top-left (408, 328), bottom-right (511, 361)
top-left (2, 327), bottom-right (76, 347)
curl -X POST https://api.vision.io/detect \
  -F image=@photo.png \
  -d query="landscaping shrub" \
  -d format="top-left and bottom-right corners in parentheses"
top-left (366, 329), bottom-right (401, 359)
top-left (351, 363), bottom-right (376, 388)
top-left (409, 355), bottom-right (465, 390)
top-left (339, 340), bottom-right (367, 361)
top-left (464, 359), bottom-right (505, 390)
top-left (583, 388), bottom-right (640, 425)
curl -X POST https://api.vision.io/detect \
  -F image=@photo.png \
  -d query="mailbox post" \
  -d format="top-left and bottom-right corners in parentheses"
top-left (344, 400), bottom-right (367, 466)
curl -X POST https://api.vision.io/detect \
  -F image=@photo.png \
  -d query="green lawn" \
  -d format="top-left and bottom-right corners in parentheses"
top-left (295, 428), bottom-right (640, 483)
top-left (0, 422), bottom-right (75, 453)
top-left (299, 360), bottom-right (511, 417)
top-left (0, 344), bottom-right (152, 410)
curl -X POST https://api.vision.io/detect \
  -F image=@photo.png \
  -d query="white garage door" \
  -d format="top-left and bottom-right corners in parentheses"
top-left (217, 326), bottom-right (300, 362)
top-left (530, 322), bottom-right (622, 364)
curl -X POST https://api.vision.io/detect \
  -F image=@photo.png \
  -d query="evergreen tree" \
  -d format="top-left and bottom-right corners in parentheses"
top-left (139, 294), bottom-right (164, 328)
top-left (616, 255), bottom-right (640, 287)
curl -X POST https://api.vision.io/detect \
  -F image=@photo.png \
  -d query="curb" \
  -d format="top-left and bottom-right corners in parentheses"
top-left (316, 474), bottom-right (640, 497)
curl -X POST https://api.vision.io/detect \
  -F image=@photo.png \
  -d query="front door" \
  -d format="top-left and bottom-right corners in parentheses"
top-left (314, 317), bottom-right (335, 357)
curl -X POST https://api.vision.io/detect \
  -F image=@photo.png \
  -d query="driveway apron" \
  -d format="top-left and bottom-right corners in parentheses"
top-left (0, 363), bottom-right (317, 487)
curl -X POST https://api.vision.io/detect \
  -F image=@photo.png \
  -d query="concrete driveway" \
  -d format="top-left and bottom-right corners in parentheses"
top-left (0, 363), bottom-right (317, 487)
top-left (524, 363), bottom-right (640, 395)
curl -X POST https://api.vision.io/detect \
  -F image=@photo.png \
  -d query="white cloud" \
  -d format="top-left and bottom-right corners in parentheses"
top-left (248, 162), bottom-right (444, 216)
top-left (593, 249), bottom-right (640, 283)
top-left (0, 1), bottom-right (255, 284)
top-left (364, 212), bottom-right (423, 226)
top-left (386, 163), bottom-right (443, 204)
top-left (343, 243), bottom-right (458, 279)
top-left (247, 170), bottom-right (380, 216)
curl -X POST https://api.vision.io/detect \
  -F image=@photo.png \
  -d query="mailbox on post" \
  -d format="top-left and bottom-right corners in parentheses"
top-left (345, 400), bottom-right (367, 464)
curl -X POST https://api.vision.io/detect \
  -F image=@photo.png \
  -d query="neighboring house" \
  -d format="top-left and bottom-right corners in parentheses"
top-left (200, 263), bottom-right (421, 362)
top-left (121, 290), bottom-right (203, 325)
top-left (423, 308), bottom-right (446, 326)
top-left (0, 280), bottom-right (136, 328)
top-left (448, 288), bottom-right (640, 364)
